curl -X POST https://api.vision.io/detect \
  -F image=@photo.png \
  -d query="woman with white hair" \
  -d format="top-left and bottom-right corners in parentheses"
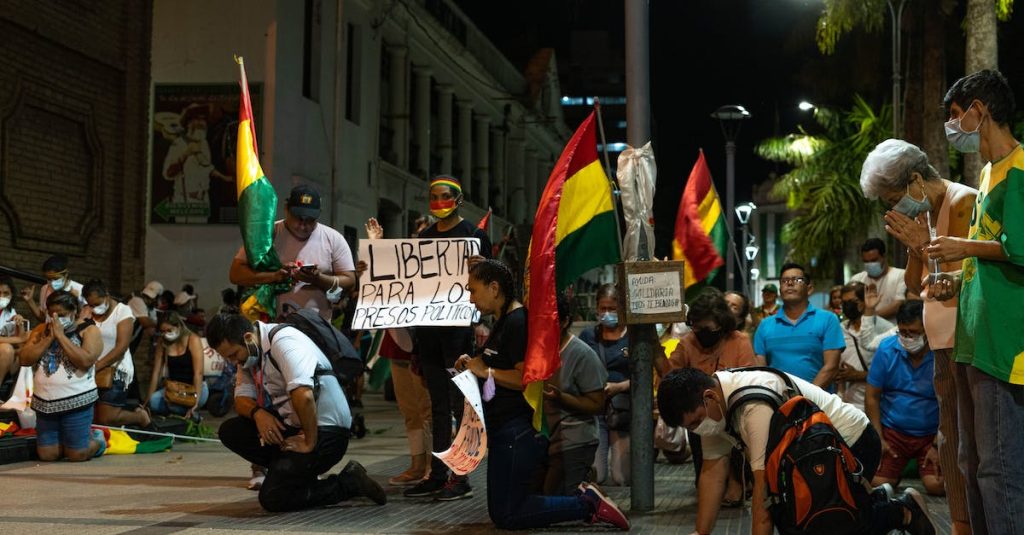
top-left (859, 138), bottom-right (976, 535)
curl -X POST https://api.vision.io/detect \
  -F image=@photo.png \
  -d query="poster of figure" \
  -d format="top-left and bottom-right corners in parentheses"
top-left (150, 84), bottom-right (261, 224)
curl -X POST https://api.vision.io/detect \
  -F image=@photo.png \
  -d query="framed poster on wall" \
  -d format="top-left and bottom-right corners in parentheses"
top-left (150, 84), bottom-right (262, 224)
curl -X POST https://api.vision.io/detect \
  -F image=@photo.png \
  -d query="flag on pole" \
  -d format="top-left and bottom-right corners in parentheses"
top-left (234, 56), bottom-right (285, 319)
top-left (523, 110), bottom-right (621, 433)
top-left (477, 206), bottom-right (492, 230)
top-left (673, 149), bottom-right (727, 290)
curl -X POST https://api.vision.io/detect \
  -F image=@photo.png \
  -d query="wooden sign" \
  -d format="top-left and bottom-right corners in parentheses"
top-left (617, 260), bottom-right (687, 324)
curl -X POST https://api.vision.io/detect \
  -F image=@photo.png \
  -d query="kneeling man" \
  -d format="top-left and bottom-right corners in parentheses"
top-left (207, 313), bottom-right (385, 512)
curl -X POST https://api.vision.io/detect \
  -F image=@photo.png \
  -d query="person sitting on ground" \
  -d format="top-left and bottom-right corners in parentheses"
top-left (146, 311), bottom-right (208, 420)
top-left (0, 277), bottom-right (30, 392)
top-left (454, 259), bottom-right (628, 530)
top-left (866, 300), bottom-right (944, 496)
top-left (835, 282), bottom-right (894, 411)
top-left (542, 294), bottom-right (607, 496)
top-left (207, 313), bottom-right (385, 512)
top-left (22, 254), bottom-right (86, 323)
top-left (658, 367), bottom-right (937, 535)
top-left (18, 291), bottom-right (105, 461)
top-left (84, 280), bottom-right (151, 429)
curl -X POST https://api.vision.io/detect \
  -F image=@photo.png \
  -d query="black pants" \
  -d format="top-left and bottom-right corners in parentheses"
top-left (416, 326), bottom-right (473, 480)
top-left (219, 416), bottom-right (355, 512)
top-left (847, 425), bottom-right (908, 534)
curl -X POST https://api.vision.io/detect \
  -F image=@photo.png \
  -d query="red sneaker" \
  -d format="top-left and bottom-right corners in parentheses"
top-left (579, 482), bottom-right (630, 530)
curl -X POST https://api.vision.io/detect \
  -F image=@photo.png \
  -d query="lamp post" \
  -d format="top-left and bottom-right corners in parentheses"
top-left (888, 0), bottom-right (908, 137)
top-left (735, 201), bottom-right (757, 294)
top-left (711, 105), bottom-right (751, 291)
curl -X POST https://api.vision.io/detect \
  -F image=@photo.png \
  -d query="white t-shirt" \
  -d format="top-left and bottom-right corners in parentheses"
top-left (701, 370), bottom-right (870, 471)
top-left (92, 302), bottom-right (136, 385)
top-left (0, 307), bottom-right (17, 336)
top-left (234, 220), bottom-right (355, 321)
top-left (235, 322), bottom-right (352, 429)
top-left (850, 267), bottom-right (908, 322)
top-left (127, 295), bottom-right (154, 321)
top-left (840, 316), bottom-right (895, 410)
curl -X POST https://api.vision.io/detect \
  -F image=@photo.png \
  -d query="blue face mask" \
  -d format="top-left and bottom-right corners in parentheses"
top-left (891, 181), bottom-right (932, 218)
top-left (945, 105), bottom-right (982, 154)
top-left (599, 311), bottom-right (619, 329)
top-left (864, 262), bottom-right (884, 278)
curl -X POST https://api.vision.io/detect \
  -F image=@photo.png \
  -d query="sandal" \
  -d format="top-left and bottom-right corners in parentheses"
top-left (721, 497), bottom-right (743, 508)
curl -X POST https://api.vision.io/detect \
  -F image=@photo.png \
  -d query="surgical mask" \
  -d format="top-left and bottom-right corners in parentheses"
top-left (482, 368), bottom-right (496, 402)
top-left (91, 300), bottom-right (109, 316)
top-left (163, 328), bottom-right (181, 342)
top-left (693, 397), bottom-right (727, 437)
top-left (945, 106), bottom-right (982, 153)
top-left (325, 283), bottom-right (343, 304)
top-left (57, 315), bottom-right (75, 330)
top-left (864, 262), bottom-right (884, 278)
top-left (50, 277), bottom-right (66, 291)
top-left (891, 182), bottom-right (933, 218)
top-left (655, 323), bottom-right (668, 338)
top-left (694, 328), bottom-right (724, 349)
top-left (0, 297), bottom-right (9, 309)
top-left (841, 301), bottom-right (863, 321)
top-left (598, 311), bottom-right (619, 329)
top-left (899, 334), bottom-right (927, 354)
top-left (242, 355), bottom-right (259, 370)
top-left (242, 337), bottom-right (261, 369)
top-left (429, 198), bottom-right (458, 219)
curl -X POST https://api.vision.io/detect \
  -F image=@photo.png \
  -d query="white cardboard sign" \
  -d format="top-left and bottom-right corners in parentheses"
top-left (627, 271), bottom-right (684, 314)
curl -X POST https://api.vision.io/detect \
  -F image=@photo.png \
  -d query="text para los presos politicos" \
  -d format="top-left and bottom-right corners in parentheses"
top-left (351, 303), bottom-right (478, 329)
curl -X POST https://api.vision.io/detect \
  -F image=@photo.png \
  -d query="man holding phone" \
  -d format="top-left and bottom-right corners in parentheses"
top-left (230, 185), bottom-right (357, 321)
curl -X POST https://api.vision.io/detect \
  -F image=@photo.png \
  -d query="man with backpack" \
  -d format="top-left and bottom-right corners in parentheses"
top-left (206, 313), bottom-right (385, 512)
top-left (658, 367), bottom-right (937, 535)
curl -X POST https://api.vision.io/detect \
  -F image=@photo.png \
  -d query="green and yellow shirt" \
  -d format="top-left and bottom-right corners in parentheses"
top-left (955, 144), bottom-right (1024, 383)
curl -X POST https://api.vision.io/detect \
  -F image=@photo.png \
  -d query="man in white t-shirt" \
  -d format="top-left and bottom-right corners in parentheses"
top-left (657, 367), bottom-right (936, 535)
top-left (850, 238), bottom-right (907, 322)
top-left (230, 185), bottom-right (356, 321)
top-left (23, 254), bottom-right (86, 323)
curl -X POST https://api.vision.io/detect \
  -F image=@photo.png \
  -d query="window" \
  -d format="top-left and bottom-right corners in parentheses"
top-left (302, 0), bottom-right (322, 102)
top-left (344, 22), bottom-right (361, 124)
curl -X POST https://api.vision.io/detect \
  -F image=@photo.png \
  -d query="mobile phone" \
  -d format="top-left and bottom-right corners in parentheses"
top-left (20, 319), bottom-right (30, 333)
top-left (299, 265), bottom-right (317, 274)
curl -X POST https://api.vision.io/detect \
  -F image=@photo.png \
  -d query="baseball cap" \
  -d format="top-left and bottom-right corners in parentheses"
top-left (141, 281), bottom-right (164, 299)
top-left (286, 185), bottom-right (321, 219)
top-left (174, 291), bottom-right (197, 306)
top-left (762, 283), bottom-right (779, 294)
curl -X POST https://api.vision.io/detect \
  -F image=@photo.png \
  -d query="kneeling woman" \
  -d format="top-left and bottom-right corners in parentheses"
top-left (147, 311), bottom-right (208, 419)
top-left (19, 291), bottom-right (105, 460)
top-left (454, 260), bottom-right (628, 530)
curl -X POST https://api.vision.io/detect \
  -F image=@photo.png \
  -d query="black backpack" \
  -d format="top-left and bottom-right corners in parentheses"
top-left (725, 368), bottom-right (870, 535)
top-left (267, 308), bottom-right (364, 391)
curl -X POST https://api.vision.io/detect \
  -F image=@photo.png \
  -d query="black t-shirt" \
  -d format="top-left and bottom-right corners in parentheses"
top-left (417, 219), bottom-right (493, 259)
top-left (480, 307), bottom-right (533, 429)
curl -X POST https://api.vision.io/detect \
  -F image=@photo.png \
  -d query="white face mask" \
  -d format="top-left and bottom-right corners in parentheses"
top-left (899, 334), bottom-right (927, 354)
top-left (163, 328), bottom-right (181, 342)
top-left (57, 315), bottom-right (75, 330)
top-left (0, 297), bottom-right (10, 309)
top-left (692, 397), bottom-right (727, 437)
top-left (50, 278), bottom-right (66, 291)
top-left (91, 300), bottom-right (109, 316)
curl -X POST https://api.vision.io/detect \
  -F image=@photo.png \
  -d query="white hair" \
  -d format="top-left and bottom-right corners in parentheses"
top-left (859, 139), bottom-right (938, 200)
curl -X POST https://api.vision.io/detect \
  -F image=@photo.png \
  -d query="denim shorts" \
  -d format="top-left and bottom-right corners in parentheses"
top-left (98, 379), bottom-right (128, 407)
top-left (35, 404), bottom-right (95, 450)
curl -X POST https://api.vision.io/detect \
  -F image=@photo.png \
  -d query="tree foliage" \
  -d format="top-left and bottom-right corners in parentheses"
top-left (755, 96), bottom-right (891, 274)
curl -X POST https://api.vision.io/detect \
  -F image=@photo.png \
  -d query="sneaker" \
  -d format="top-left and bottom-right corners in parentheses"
top-left (579, 482), bottom-right (630, 530)
top-left (872, 482), bottom-right (895, 502)
top-left (341, 461), bottom-right (386, 505)
top-left (896, 488), bottom-right (936, 535)
top-left (248, 466), bottom-right (267, 491)
top-left (403, 476), bottom-right (447, 498)
top-left (434, 477), bottom-right (473, 501)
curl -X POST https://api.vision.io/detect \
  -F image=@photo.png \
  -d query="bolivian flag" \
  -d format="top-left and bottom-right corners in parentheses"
top-left (673, 150), bottom-right (727, 293)
top-left (523, 111), bottom-right (621, 433)
top-left (235, 56), bottom-right (285, 319)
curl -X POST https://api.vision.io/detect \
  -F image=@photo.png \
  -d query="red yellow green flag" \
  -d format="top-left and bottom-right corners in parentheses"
top-left (235, 56), bottom-right (285, 319)
top-left (523, 111), bottom-right (620, 433)
top-left (673, 149), bottom-right (727, 290)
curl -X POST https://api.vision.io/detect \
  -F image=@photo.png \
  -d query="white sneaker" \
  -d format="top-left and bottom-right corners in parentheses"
top-left (248, 466), bottom-right (267, 491)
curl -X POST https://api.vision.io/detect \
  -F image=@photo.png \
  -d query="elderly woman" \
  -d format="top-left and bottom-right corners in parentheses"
top-left (860, 138), bottom-right (977, 535)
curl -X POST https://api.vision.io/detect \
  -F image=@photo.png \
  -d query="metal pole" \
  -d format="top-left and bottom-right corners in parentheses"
top-left (888, 0), bottom-right (907, 137)
top-left (624, 0), bottom-right (655, 513)
top-left (741, 224), bottom-right (749, 294)
top-left (725, 140), bottom-right (736, 291)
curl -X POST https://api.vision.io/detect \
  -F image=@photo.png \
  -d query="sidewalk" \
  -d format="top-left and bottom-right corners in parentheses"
top-left (0, 392), bottom-right (953, 534)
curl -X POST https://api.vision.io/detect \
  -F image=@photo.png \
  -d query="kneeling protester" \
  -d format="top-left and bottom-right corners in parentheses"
top-left (206, 313), bottom-right (385, 512)
top-left (658, 367), bottom-right (938, 535)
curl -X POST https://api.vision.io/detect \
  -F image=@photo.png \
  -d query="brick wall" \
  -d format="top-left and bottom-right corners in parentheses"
top-left (0, 1), bottom-right (152, 303)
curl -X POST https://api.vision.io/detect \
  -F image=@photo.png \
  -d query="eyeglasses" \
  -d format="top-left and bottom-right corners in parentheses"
top-left (780, 277), bottom-right (807, 286)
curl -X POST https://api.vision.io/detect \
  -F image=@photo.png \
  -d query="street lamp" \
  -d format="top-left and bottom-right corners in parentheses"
top-left (711, 104), bottom-right (751, 291)
top-left (798, 100), bottom-right (816, 112)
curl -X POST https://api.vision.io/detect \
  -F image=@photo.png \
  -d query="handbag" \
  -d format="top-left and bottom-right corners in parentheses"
top-left (605, 392), bottom-right (632, 431)
top-left (164, 380), bottom-right (199, 407)
top-left (94, 367), bottom-right (114, 389)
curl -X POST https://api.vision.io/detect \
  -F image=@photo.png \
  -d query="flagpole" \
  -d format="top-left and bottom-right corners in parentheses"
top-left (707, 178), bottom-right (748, 287)
top-left (594, 101), bottom-right (625, 261)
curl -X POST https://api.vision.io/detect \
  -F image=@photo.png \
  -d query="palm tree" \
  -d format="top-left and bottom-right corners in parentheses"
top-left (755, 96), bottom-right (891, 276)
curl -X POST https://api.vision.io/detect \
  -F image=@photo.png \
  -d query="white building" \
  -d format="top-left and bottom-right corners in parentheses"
top-left (147, 0), bottom-right (570, 310)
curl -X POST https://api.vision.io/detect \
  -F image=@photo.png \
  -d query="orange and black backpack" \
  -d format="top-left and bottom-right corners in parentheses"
top-left (725, 368), bottom-right (870, 534)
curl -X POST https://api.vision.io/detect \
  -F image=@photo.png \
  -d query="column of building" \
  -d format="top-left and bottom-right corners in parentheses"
top-left (436, 84), bottom-right (454, 175)
top-left (473, 115), bottom-right (490, 208)
top-left (387, 45), bottom-right (408, 169)
top-left (412, 66), bottom-right (432, 179)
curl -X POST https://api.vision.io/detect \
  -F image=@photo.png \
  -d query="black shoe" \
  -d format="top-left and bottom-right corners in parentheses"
top-left (896, 488), bottom-right (936, 535)
top-left (434, 477), bottom-right (473, 501)
top-left (341, 461), bottom-right (386, 505)
top-left (403, 476), bottom-right (447, 498)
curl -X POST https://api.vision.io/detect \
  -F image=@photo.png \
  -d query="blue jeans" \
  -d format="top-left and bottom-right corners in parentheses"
top-left (149, 382), bottom-right (209, 415)
top-left (35, 404), bottom-right (94, 450)
top-left (487, 415), bottom-right (591, 529)
top-left (956, 364), bottom-right (1024, 535)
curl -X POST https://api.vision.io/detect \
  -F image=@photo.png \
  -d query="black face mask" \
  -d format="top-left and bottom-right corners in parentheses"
top-left (841, 301), bottom-right (863, 321)
top-left (694, 328), bottom-right (724, 349)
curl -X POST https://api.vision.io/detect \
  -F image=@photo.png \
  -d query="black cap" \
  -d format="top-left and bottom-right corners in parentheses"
top-left (286, 185), bottom-right (321, 219)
